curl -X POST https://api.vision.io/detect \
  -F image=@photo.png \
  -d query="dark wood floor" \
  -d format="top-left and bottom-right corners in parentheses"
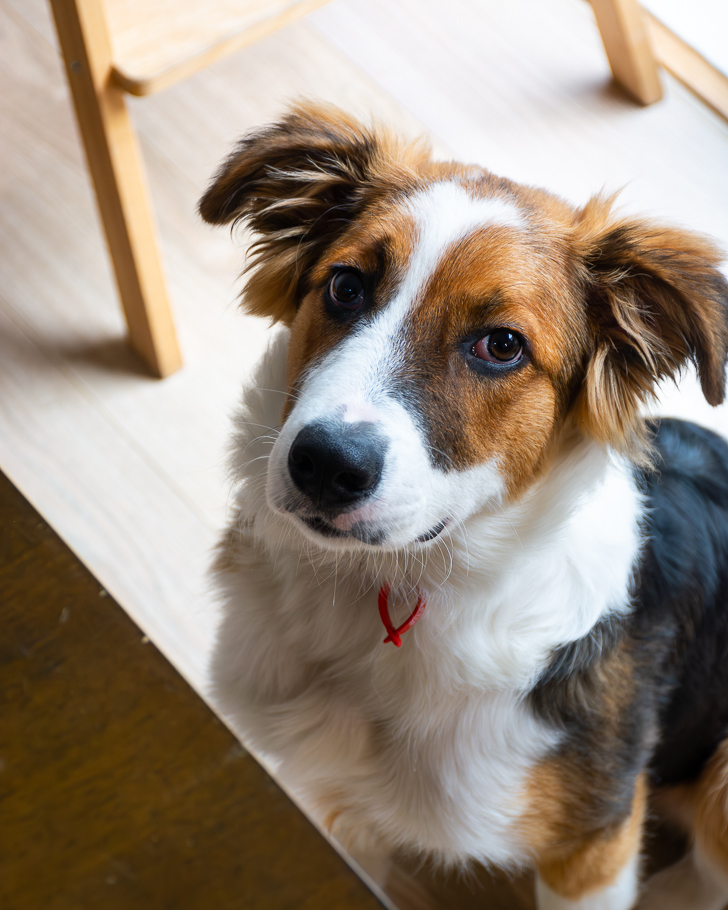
top-left (1, 467), bottom-right (692, 910)
top-left (0, 471), bottom-right (383, 910)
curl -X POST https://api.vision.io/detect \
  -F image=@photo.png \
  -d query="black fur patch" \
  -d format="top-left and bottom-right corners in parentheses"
top-left (636, 419), bottom-right (728, 784)
top-left (531, 418), bottom-right (728, 824)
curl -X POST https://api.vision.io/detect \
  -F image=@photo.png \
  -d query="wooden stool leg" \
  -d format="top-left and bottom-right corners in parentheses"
top-left (50, 0), bottom-right (183, 378)
top-left (590, 0), bottom-right (663, 105)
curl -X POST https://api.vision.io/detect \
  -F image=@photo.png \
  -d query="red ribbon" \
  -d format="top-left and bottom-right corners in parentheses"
top-left (378, 583), bottom-right (427, 647)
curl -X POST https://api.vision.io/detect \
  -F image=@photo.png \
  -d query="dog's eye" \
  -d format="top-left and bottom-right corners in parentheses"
top-left (473, 330), bottom-right (523, 364)
top-left (329, 270), bottom-right (365, 310)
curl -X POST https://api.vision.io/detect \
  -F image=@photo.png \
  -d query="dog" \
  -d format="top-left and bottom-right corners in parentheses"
top-left (200, 103), bottom-right (728, 910)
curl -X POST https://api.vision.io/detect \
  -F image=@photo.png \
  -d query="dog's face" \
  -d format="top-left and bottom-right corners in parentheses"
top-left (200, 104), bottom-right (728, 552)
top-left (266, 181), bottom-right (587, 549)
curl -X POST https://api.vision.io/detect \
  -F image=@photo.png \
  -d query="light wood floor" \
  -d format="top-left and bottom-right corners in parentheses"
top-left (1, 0), bottom-right (727, 906)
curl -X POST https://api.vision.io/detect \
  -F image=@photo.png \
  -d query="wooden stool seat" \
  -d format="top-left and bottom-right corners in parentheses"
top-left (108, 0), bottom-right (330, 97)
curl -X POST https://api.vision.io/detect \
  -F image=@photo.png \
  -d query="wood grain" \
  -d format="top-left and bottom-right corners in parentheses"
top-left (107, 0), bottom-right (333, 96)
top-left (0, 470), bottom-right (384, 910)
top-left (0, 469), bottom-right (687, 910)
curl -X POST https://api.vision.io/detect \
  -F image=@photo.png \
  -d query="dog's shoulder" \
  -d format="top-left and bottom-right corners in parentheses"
top-left (526, 418), bottom-right (728, 812)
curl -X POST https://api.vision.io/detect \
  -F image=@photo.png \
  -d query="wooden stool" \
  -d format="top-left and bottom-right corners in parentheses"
top-left (50, 0), bottom-right (332, 377)
top-left (49, 0), bottom-right (661, 378)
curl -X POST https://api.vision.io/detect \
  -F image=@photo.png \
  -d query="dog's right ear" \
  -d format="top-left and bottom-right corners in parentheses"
top-left (199, 103), bottom-right (427, 323)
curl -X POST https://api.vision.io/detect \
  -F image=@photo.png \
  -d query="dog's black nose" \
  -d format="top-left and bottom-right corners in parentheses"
top-left (288, 422), bottom-right (386, 508)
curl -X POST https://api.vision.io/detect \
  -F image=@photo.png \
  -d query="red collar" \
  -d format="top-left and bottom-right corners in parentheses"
top-left (378, 583), bottom-right (427, 647)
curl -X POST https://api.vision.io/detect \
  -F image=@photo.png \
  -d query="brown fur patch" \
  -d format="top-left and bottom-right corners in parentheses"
top-left (532, 774), bottom-right (646, 900)
top-left (281, 201), bottom-right (419, 419)
top-left (277, 189), bottom-right (595, 498)
top-left (198, 102), bottom-right (430, 323)
top-left (690, 740), bottom-right (728, 871)
top-left (522, 635), bottom-right (659, 900)
top-left (571, 196), bottom-right (728, 462)
top-left (391, 225), bottom-right (590, 498)
top-left (201, 103), bottom-right (728, 475)
top-left (656, 737), bottom-right (728, 875)
top-left (283, 287), bottom-right (349, 422)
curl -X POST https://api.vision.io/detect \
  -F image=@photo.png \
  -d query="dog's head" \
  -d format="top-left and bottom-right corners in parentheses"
top-left (201, 103), bottom-right (728, 552)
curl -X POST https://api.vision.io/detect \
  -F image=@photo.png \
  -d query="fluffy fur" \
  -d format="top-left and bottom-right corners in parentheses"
top-left (202, 103), bottom-right (728, 910)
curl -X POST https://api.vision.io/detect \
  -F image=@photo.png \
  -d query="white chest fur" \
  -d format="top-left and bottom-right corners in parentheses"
top-left (213, 543), bottom-right (563, 865)
top-left (211, 330), bottom-right (644, 867)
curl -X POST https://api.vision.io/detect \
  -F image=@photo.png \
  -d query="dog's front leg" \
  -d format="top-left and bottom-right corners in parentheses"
top-left (536, 859), bottom-right (639, 910)
top-left (534, 779), bottom-right (645, 910)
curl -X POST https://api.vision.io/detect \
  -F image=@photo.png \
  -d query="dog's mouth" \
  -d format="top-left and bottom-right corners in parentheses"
top-left (417, 520), bottom-right (448, 543)
top-left (300, 514), bottom-right (448, 546)
top-left (300, 514), bottom-right (386, 546)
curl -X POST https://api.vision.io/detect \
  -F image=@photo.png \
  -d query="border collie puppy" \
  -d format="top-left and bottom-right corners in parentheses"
top-left (201, 103), bottom-right (728, 910)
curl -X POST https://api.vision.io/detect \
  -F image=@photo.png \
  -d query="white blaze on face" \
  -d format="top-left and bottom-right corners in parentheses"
top-left (266, 181), bottom-right (525, 549)
top-left (336, 182), bottom-right (526, 391)
top-left (401, 181), bottom-right (524, 305)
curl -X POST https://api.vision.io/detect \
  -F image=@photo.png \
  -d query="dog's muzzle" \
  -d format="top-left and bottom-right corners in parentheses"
top-left (287, 421), bottom-right (387, 510)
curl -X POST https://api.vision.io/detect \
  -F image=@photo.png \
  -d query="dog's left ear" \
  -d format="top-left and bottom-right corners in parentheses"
top-left (572, 197), bottom-right (728, 456)
top-left (199, 102), bottom-right (428, 323)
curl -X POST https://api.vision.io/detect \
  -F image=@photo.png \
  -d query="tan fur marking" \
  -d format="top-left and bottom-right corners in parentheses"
top-left (204, 103), bottom-right (728, 504)
top-left (535, 774), bottom-right (646, 900)
top-left (390, 226), bottom-right (590, 499)
top-left (656, 738), bottom-right (728, 875)
top-left (522, 644), bottom-right (646, 898)
top-left (283, 287), bottom-right (348, 421)
top-left (689, 743), bottom-right (728, 877)
top-left (571, 196), bottom-right (728, 462)
top-left (199, 101), bottom-right (431, 323)
top-left (282, 205), bottom-right (419, 420)
top-left (211, 525), bottom-right (246, 575)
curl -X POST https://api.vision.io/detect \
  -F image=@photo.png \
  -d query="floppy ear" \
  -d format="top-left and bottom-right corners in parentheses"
top-left (572, 196), bottom-right (728, 458)
top-left (199, 102), bottom-right (428, 323)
